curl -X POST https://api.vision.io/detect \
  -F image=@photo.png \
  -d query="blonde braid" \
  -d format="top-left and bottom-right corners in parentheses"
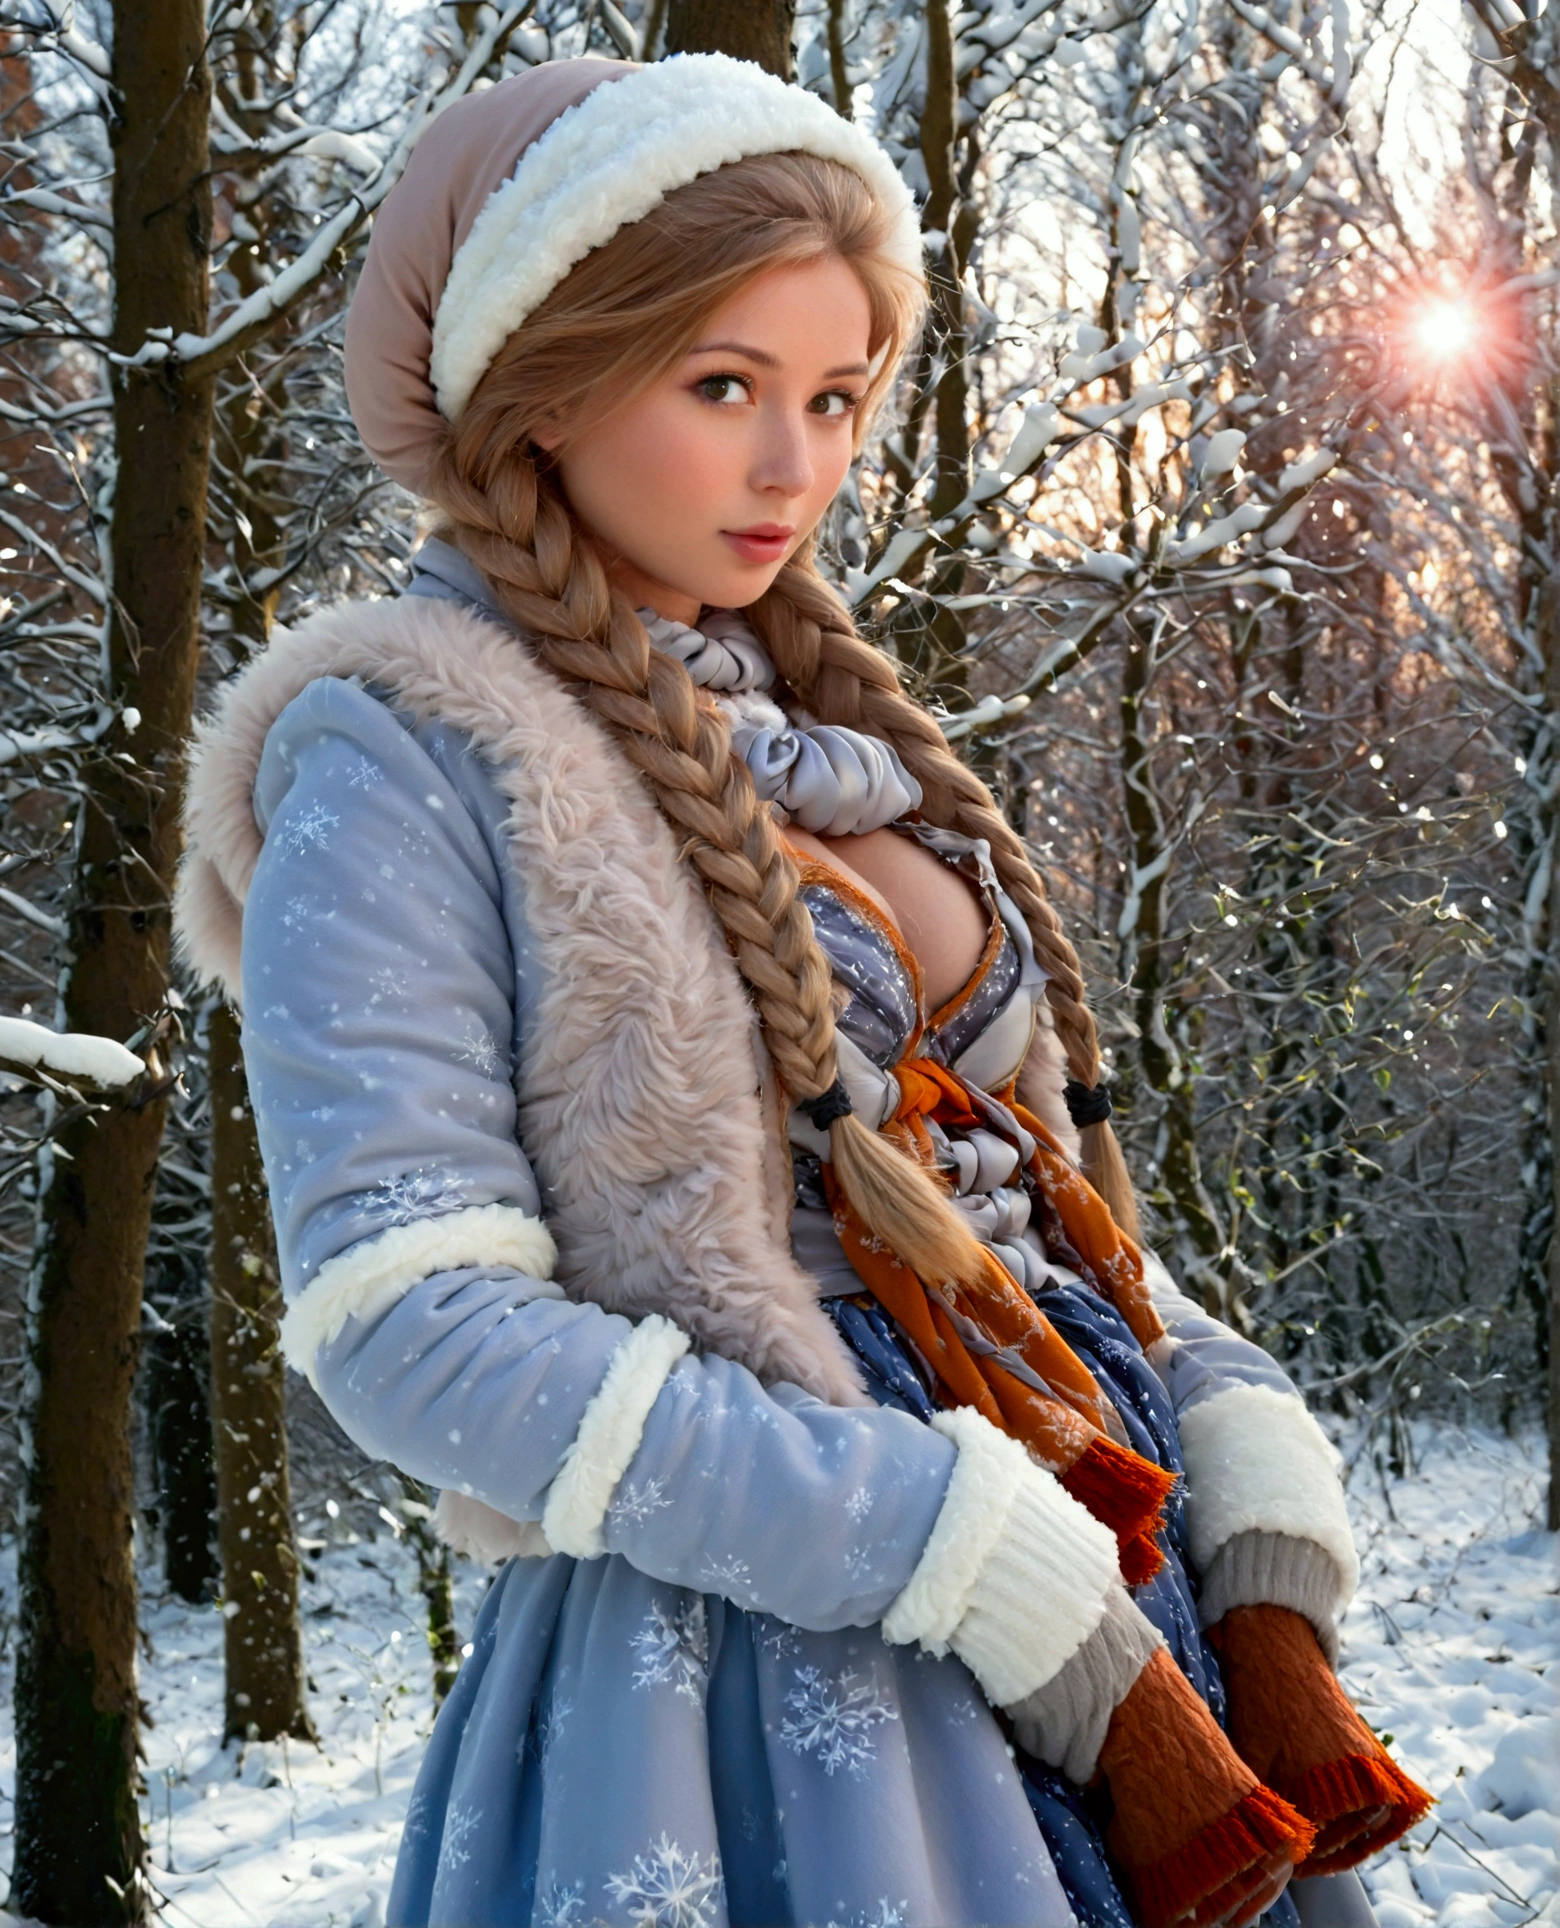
top-left (754, 559), bottom-right (1141, 1237)
top-left (428, 446), bottom-right (1003, 1291)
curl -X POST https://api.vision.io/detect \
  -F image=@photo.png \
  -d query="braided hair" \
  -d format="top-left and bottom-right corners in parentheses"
top-left (424, 149), bottom-right (1139, 1276)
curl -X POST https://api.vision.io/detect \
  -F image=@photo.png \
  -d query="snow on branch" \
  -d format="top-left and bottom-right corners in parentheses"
top-left (117, 2), bottom-right (537, 385)
top-left (0, 1014), bottom-right (144, 1096)
top-left (0, 885), bottom-right (65, 938)
top-left (0, 3), bottom-right (111, 88)
top-left (0, 186), bottom-right (113, 233)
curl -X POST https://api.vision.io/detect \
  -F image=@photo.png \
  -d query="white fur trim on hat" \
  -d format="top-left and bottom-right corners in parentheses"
top-left (430, 53), bottom-right (921, 423)
top-left (540, 1314), bottom-right (692, 1558)
top-left (278, 1202), bottom-right (560, 1388)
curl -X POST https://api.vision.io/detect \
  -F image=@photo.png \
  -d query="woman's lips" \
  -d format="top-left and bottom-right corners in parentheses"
top-left (722, 525), bottom-right (794, 565)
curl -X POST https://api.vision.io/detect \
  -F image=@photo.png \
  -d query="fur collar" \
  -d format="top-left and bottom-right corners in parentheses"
top-left (176, 594), bottom-right (870, 1408)
top-left (177, 594), bottom-right (1081, 1434)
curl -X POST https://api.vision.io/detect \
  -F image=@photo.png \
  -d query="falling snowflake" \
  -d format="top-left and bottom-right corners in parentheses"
top-left (604, 1835), bottom-right (723, 1928)
top-left (364, 1167), bottom-right (468, 1226)
top-left (282, 892), bottom-right (314, 930)
top-left (844, 1485), bottom-right (873, 1523)
top-left (454, 1023), bottom-right (502, 1077)
top-left (534, 1880), bottom-right (587, 1928)
top-left (437, 1801), bottom-right (481, 1873)
top-left (779, 1664), bottom-right (899, 1777)
top-left (609, 1478), bottom-right (670, 1529)
top-left (756, 1617), bottom-right (801, 1663)
top-left (630, 1595), bottom-right (708, 1705)
top-left (277, 801), bottom-right (339, 857)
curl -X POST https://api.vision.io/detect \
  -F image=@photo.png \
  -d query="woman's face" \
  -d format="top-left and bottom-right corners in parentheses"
top-left (541, 254), bottom-right (873, 624)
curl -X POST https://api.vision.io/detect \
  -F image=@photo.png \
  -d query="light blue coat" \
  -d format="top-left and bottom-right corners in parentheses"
top-left (234, 562), bottom-right (1373, 1927)
top-left (244, 674), bottom-right (1070, 1927)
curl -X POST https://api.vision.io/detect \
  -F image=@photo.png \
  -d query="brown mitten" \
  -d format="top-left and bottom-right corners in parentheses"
top-left (1097, 1647), bottom-right (1316, 1928)
top-left (1210, 1603), bottom-right (1432, 1876)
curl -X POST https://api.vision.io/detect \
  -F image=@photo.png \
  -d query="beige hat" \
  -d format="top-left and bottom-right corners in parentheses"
top-left (344, 54), bottom-right (921, 494)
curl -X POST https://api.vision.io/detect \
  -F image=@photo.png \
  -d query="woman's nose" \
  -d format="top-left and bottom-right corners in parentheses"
top-left (749, 407), bottom-right (815, 499)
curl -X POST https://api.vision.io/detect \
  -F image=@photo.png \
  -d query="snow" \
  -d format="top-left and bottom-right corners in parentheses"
top-left (0, 1423), bottom-right (1548, 1926)
top-left (1199, 429), bottom-right (1247, 478)
top-left (0, 1536), bottom-right (490, 1928)
top-left (1340, 1425), bottom-right (1557, 1928)
top-left (1278, 446), bottom-right (1339, 493)
top-left (0, 1013), bottom-right (144, 1089)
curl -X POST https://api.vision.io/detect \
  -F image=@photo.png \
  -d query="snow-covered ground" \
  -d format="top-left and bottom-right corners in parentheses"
top-left (0, 1421), bottom-right (1551, 1927)
top-left (1332, 1425), bottom-right (1556, 1928)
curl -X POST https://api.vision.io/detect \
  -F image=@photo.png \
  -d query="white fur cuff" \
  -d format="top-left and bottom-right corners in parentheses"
top-left (882, 1407), bottom-right (1121, 1706)
top-left (1177, 1383), bottom-right (1360, 1606)
top-left (279, 1202), bottom-right (560, 1388)
top-left (541, 1315), bottom-right (691, 1559)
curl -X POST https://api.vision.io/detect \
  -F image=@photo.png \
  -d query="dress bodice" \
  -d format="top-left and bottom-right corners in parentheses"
top-left (791, 819), bottom-right (1059, 1304)
top-left (797, 820), bottom-right (1043, 1090)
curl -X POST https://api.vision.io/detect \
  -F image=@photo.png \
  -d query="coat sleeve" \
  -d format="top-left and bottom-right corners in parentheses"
top-left (241, 675), bottom-right (1123, 1697)
top-left (1142, 1250), bottom-right (1360, 1657)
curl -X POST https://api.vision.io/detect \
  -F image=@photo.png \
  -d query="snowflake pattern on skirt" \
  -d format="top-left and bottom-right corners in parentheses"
top-left (823, 1902), bottom-right (910, 1928)
top-left (756, 1616), bottom-right (802, 1663)
top-left (435, 1801), bottom-right (480, 1876)
top-left (533, 1880), bottom-right (588, 1928)
top-left (604, 1835), bottom-right (723, 1928)
top-left (779, 1664), bottom-right (900, 1777)
top-left (629, 1595), bottom-right (709, 1705)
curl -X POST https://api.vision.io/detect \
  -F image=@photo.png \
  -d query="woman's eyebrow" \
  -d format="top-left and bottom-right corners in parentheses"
top-left (687, 339), bottom-right (871, 379)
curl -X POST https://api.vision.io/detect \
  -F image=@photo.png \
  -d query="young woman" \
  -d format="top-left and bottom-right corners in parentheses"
top-left (176, 52), bottom-right (1427, 1928)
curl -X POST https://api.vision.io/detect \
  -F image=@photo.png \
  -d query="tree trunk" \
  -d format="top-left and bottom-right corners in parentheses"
top-left (1118, 619), bottom-right (1229, 1311)
top-left (664, 0), bottom-right (795, 76)
top-left (825, 0), bottom-right (852, 117)
top-left (201, 13), bottom-right (315, 1736)
top-left (1542, 568), bottom-right (1560, 1530)
top-left (11, 2), bottom-right (214, 1919)
top-left (398, 1480), bottom-right (461, 1709)
top-left (209, 1002), bottom-right (315, 1742)
top-left (885, 0), bottom-right (972, 695)
top-left (144, 1305), bottom-right (219, 1602)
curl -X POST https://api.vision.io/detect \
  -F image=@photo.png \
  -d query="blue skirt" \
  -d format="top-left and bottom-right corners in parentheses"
top-left (828, 1284), bottom-right (1302, 1928)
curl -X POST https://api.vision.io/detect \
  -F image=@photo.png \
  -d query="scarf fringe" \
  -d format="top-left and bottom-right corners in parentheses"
top-left (1280, 1749), bottom-right (1433, 1875)
top-left (1120, 1782), bottom-right (1316, 1928)
top-left (1059, 1434), bottom-right (1176, 1583)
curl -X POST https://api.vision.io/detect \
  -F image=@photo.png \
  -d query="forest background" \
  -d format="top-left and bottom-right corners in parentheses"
top-left (0, 0), bottom-right (1553, 1921)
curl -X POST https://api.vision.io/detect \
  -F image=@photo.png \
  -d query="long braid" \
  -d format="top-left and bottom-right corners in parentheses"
top-left (753, 558), bottom-right (1141, 1237)
top-left (428, 444), bottom-right (1004, 1291)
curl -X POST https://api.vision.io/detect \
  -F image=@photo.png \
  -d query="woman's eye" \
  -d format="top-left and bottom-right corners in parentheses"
top-left (697, 374), bottom-right (751, 405)
top-left (809, 389), bottom-right (859, 418)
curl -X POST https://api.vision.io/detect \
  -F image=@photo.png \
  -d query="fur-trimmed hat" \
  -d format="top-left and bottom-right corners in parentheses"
top-left (344, 54), bottom-right (920, 493)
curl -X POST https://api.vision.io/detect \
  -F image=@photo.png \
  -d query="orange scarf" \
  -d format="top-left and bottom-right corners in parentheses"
top-left (826, 1056), bottom-right (1174, 1582)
